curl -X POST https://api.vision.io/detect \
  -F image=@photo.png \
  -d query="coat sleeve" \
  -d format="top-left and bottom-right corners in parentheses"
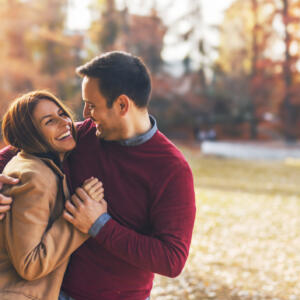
top-left (94, 162), bottom-right (196, 278)
top-left (3, 168), bottom-right (88, 281)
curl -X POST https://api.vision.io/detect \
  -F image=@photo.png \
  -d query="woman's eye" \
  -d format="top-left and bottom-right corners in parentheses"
top-left (45, 119), bottom-right (53, 125)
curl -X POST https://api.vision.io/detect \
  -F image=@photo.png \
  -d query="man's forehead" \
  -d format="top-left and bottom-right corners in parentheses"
top-left (82, 80), bottom-right (94, 95)
top-left (83, 76), bottom-right (98, 86)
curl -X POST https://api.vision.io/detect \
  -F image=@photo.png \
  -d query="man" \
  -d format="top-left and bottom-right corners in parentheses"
top-left (0, 51), bottom-right (196, 300)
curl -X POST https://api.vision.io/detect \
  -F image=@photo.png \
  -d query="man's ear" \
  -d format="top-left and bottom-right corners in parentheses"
top-left (116, 95), bottom-right (130, 115)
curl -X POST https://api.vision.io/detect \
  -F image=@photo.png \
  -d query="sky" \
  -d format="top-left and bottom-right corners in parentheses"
top-left (66, 0), bottom-right (235, 61)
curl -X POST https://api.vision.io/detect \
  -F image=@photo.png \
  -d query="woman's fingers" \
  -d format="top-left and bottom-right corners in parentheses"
top-left (88, 185), bottom-right (104, 202)
top-left (83, 178), bottom-right (102, 192)
top-left (82, 177), bottom-right (95, 186)
top-left (90, 191), bottom-right (104, 202)
top-left (87, 184), bottom-right (104, 196)
top-left (82, 178), bottom-right (104, 202)
top-left (83, 177), bottom-right (98, 189)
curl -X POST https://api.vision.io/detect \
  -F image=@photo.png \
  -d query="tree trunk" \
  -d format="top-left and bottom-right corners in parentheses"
top-left (282, 0), bottom-right (295, 141)
top-left (249, 0), bottom-right (258, 139)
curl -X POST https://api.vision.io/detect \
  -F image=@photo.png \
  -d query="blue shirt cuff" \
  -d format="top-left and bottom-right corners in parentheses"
top-left (88, 213), bottom-right (111, 237)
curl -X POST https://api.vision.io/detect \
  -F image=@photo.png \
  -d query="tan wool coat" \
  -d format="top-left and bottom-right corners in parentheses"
top-left (0, 151), bottom-right (88, 300)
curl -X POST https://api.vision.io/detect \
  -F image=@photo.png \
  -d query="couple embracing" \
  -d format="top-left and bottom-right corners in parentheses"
top-left (0, 51), bottom-right (195, 300)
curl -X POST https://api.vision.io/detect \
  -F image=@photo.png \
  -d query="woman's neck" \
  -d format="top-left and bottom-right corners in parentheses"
top-left (59, 153), bottom-right (65, 162)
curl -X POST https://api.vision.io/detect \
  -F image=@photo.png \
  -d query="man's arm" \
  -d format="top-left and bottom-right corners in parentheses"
top-left (64, 164), bottom-right (196, 277)
top-left (0, 174), bottom-right (18, 219)
top-left (0, 146), bottom-right (16, 172)
top-left (0, 146), bottom-right (19, 219)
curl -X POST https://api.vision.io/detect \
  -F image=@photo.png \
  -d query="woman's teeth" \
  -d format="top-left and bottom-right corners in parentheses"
top-left (57, 131), bottom-right (70, 140)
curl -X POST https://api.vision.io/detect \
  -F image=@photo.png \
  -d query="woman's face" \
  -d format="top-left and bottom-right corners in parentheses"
top-left (33, 99), bottom-right (76, 160)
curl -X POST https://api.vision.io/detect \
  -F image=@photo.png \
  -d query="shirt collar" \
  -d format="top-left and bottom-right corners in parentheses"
top-left (117, 115), bottom-right (157, 147)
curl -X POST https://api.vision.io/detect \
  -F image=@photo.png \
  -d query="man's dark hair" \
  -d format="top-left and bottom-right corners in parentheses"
top-left (76, 51), bottom-right (152, 108)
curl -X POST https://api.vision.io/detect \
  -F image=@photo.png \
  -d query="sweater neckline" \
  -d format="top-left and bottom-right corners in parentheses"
top-left (116, 115), bottom-right (157, 147)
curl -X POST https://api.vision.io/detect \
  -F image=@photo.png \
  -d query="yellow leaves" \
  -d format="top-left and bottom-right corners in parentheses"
top-left (285, 157), bottom-right (300, 167)
top-left (152, 147), bottom-right (300, 299)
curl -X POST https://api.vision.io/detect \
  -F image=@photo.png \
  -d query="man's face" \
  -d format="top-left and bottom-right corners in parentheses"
top-left (82, 77), bottom-right (123, 141)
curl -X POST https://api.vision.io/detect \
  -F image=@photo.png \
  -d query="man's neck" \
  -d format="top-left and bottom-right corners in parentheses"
top-left (117, 115), bottom-right (157, 147)
top-left (123, 111), bottom-right (151, 140)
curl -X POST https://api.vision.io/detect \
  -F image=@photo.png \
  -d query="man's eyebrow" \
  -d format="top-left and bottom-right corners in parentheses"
top-left (83, 99), bottom-right (95, 105)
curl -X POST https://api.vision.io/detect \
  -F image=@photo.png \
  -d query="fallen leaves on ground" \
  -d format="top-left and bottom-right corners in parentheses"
top-left (152, 147), bottom-right (300, 300)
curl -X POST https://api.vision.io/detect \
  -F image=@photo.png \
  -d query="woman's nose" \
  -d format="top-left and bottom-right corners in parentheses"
top-left (60, 116), bottom-right (71, 127)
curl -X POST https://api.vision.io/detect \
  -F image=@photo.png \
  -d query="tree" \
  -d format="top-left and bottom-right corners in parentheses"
top-left (89, 0), bottom-right (120, 52)
top-left (280, 0), bottom-right (300, 141)
top-left (0, 0), bottom-right (84, 118)
top-left (216, 0), bottom-right (289, 139)
top-left (88, 0), bottom-right (166, 73)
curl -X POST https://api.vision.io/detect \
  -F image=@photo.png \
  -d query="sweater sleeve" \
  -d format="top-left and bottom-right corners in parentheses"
top-left (3, 169), bottom-right (88, 281)
top-left (93, 163), bottom-right (196, 278)
top-left (0, 146), bottom-right (16, 173)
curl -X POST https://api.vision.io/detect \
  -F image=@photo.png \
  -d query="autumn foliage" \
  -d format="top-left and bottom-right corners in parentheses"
top-left (0, 0), bottom-right (300, 141)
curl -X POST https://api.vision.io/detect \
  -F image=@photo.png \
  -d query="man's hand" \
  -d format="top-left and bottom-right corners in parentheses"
top-left (0, 174), bottom-right (19, 189)
top-left (63, 187), bottom-right (107, 234)
top-left (0, 174), bottom-right (19, 220)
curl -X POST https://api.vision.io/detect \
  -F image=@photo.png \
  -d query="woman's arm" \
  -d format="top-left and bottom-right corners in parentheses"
top-left (3, 168), bottom-right (88, 281)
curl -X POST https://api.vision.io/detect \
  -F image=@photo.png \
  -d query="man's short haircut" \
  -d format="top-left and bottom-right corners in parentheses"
top-left (2, 90), bottom-right (76, 154)
top-left (76, 51), bottom-right (152, 108)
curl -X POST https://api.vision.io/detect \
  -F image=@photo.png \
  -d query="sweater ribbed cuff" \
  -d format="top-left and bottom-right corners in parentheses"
top-left (88, 213), bottom-right (111, 237)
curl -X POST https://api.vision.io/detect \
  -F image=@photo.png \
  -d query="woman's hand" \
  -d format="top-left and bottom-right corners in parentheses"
top-left (82, 177), bottom-right (104, 203)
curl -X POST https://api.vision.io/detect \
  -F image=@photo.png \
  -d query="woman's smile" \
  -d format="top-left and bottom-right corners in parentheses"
top-left (33, 100), bottom-right (76, 160)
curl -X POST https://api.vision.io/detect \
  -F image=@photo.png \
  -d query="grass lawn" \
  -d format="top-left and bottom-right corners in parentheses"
top-left (152, 145), bottom-right (300, 300)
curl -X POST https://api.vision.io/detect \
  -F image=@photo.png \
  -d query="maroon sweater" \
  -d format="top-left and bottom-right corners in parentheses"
top-left (0, 119), bottom-right (196, 300)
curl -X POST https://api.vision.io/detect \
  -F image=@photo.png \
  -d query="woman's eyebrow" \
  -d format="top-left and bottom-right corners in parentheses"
top-left (39, 108), bottom-right (61, 123)
top-left (39, 114), bottom-right (53, 123)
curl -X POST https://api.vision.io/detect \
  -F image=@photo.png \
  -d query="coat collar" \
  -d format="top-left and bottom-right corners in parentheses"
top-left (19, 151), bottom-right (65, 179)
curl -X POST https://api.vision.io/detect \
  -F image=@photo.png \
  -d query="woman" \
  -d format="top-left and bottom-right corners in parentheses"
top-left (0, 91), bottom-right (104, 300)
